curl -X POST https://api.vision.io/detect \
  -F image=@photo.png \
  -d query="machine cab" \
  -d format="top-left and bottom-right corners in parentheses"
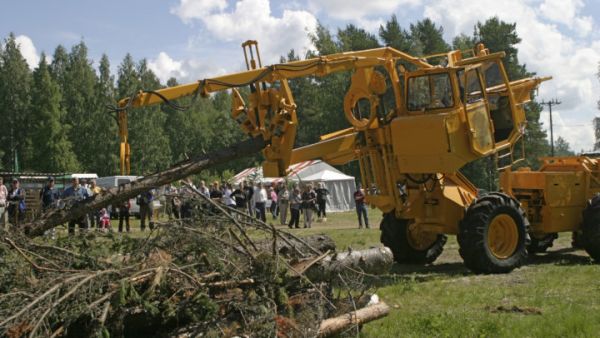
top-left (403, 55), bottom-right (520, 151)
top-left (393, 52), bottom-right (525, 173)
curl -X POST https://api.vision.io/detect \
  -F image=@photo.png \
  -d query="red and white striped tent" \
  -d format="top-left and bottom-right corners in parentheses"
top-left (232, 160), bottom-right (318, 185)
top-left (232, 160), bottom-right (356, 211)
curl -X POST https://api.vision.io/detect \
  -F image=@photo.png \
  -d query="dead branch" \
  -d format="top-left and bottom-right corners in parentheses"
top-left (317, 302), bottom-right (391, 337)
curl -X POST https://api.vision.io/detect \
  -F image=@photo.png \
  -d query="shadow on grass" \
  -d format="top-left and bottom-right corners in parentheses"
top-left (368, 248), bottom-right (595, 288)
top-left (366, 262), bottom-right (470, 288)
top-left (527, 247), bottom-right (593, 266)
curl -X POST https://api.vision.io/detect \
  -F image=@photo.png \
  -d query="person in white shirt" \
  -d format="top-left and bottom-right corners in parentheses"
top-left (222, 183), bottom-right (236, 208)
top-left (254, 182), bottom-right (267, 222)
top-left (0, 177), bottom-right (8, 227)
top-left (198, 180), bottom-right (209, 197)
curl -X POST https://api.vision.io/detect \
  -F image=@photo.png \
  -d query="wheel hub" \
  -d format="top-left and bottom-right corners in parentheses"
top-left (487, 214), bottom-right (518, 259)
top-left (406, 223), bottom-right (438, 251)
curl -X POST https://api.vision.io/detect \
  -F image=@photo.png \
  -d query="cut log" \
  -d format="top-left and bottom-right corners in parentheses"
top-left (22, 137), bottom-right (265, 237)
top-left (317, 302), bottom-right (390, 337)
top-left (305, 247), bottom-right (394, 282)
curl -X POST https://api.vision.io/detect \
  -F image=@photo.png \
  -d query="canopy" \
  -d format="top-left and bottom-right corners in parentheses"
top-left (233, 160), bottom-right (357, 212)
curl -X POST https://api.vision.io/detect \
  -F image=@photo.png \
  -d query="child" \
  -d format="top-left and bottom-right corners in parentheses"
top-left (99, 208), bottom-right (111, 231)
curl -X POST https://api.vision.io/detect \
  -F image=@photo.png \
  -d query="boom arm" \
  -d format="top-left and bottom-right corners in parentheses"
top-left (116, 42), bottom-right (432, 175)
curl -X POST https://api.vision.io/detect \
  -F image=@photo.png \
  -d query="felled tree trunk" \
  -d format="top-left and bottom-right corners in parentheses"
top-left (317, 302), bottom-right (390, 337)
top-left (304, 247), bottom-right (394, 282)
top-left (22, 137), bottom-right (265, 238)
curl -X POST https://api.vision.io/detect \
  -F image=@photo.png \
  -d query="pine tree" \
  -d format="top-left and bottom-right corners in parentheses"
top-left (310, 23), bottom-right (340, 56)
top-left (49, 45), bottom-right (69, 98)
top-left (62, 41), bottom-right (98, 172)
top-left (379, 15), bottom-right (414, 53)
top-left (30, 54), bottom-right (79, 172)
top-left (0, 33), bottom-right (33, 171)
top-left (474, 17), bottom-right (527, 79)
top-left (117, 54), bottom-right (139, 99)
top-left (337, 24), bottom-right (380, 51)
top-left (452, 33), bottom-right (477, 51)
top-left (163, 77), bottom-right (199, 163)
top-left (409, 18), bottom-right (450, 56)
top-left (554, 136), bottom-right (574, 156)
top-left (90, 54), bottom-right (119, 175)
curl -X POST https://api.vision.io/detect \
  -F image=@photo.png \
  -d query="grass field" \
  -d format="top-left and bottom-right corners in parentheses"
top-left (278, 211), bottom-right (600, 337)
top-left (71, 210), bottom-right (600, 337)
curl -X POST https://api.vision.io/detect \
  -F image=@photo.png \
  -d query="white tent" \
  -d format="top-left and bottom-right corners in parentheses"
top-left (232, 160), bottom-right (357, 212)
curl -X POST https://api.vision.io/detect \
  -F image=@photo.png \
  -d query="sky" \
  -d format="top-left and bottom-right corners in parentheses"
top-left (1, 0), bottom-right (599, 152)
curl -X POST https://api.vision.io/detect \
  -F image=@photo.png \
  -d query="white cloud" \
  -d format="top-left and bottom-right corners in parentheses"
top-left (148, 52), bottom-right (186, 83)
top-left (539, 0), bottom-right (593, 36)
top-left (171, 0), bottom-right (318, 64)
top-left (14, 35), bottom-right (39, 69)
top-left (308, 0), bottom-right (421, 21)
top-left (423, 0), bottom-right (600, 152)
top-left (148, 51), bottom-right (228, 84)
top-left (170, 0), bottom-right (228, 24)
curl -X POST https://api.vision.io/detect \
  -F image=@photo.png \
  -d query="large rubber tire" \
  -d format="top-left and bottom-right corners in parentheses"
top-left (572, 231), bottom-right (585, 249)
top-left (582, 195), bottom-right (600, 262)
top-left (380, 213), bottom-right (446, 265)
top-left (528, 233), bottom-right (557, 254)
top-left (458, 192), bottom-right (529, 274)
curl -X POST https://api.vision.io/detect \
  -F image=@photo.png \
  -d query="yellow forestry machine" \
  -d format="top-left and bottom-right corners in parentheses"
top-left (113, 40), bottom-right (597, 274)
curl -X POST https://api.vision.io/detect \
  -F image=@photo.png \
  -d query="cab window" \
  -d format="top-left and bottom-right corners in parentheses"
top-left (407, 73), bottom-right (454, 111)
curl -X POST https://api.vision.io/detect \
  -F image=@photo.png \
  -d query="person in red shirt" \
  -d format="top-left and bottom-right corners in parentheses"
top-left (354, 184), bottom-right (369, 229)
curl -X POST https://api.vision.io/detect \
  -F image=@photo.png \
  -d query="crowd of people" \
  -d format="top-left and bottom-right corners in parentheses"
top-left (0, 175), bottom-right (371, 234)
top-left (171, 179), bottom-right (334, 229)
top-left (0, 176), bottom-right (157, 235)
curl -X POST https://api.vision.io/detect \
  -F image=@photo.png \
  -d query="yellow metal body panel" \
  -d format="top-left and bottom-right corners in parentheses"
top-left (396, 173), bottom-right (476, 235)
top-left (501, 156), bottom-right (600, 235)
top-left (391, 112), bottom-right (470, 173)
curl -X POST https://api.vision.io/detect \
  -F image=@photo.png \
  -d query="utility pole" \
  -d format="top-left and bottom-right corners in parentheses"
top-left (540, 99), bottom-right (561, 157)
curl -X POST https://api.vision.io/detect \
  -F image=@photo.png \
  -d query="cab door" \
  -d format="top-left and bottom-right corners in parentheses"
top-left (460, 66), bottom-right (495, 155)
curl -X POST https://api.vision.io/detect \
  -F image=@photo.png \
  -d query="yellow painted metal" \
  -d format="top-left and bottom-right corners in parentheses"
top-left (289, 133), bottom-right (357, 166)
top-left (117, 110), bottom-right (130, 174)
top-left (114, 40), bottom-right (551, 246)
top-left (501, 155), bottom-right (600, 235)
top-left (487, 214), bottom-right (519, 259)
top-left (407, 222), bottom-right (438, 250)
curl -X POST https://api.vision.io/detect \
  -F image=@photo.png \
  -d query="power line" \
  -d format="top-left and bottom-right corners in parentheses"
top-left (540, 99), bottom-right (562, 156)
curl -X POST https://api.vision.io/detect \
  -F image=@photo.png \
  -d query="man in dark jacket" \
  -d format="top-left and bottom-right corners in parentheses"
top-left (231, 184), bottom-right (247, 210)
top-left (40, 177), bottom-right (58, 212)
top-left (7, 178), bottom-right (26, 226)
top-left (354, 184), bottom-right (369, 229)
top-left (242, 181), bottom-right (254, 216)
top-left (62, 178), bottom-right (89, 234)
top-left (315, 182), bottom-right (329, 222)
top-left (138, 190), bottom-right (154, 231)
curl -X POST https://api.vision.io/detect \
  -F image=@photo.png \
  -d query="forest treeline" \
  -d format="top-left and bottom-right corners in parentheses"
top-left (0, 16), bottom-right (576, 189)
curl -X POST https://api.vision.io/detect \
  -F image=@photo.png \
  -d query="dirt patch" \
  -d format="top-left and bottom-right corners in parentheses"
top-left (485, 305), bottom-right (542, 315)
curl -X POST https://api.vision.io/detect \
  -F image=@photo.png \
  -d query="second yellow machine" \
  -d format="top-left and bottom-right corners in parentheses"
top-left (114, 41), bottom-right (574, 274)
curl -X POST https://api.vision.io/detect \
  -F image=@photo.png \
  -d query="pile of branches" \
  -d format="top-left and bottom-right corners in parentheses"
top-left (0, 191), bottom-right (392, 337)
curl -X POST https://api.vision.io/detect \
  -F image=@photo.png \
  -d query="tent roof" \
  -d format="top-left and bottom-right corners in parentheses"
top-left (302, 169), bottom-right (354, 182)
top-left (233, 160), bottom-right (355, 184)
